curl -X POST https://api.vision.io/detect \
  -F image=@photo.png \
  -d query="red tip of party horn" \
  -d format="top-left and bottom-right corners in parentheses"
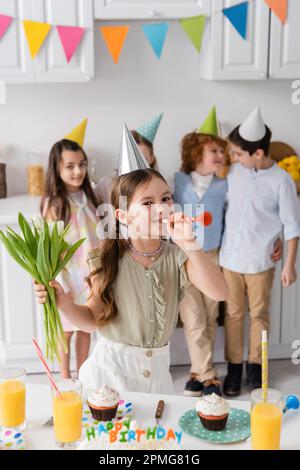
top-left (192, 211), bottom-right (213, 226)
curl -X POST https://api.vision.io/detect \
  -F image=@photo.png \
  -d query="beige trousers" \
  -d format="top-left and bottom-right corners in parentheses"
top-left (222, 268), bottom-right (275, 364)
top-left (179, 249), bottom-right (219, 382)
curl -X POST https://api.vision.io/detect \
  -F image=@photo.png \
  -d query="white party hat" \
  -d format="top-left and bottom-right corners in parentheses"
top-left (239, 106), bottom-right (266, 142)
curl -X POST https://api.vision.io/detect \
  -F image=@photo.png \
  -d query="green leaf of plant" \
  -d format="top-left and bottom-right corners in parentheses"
top-left (5, 231), bottom-right (40, 280)
top-left (53, 238), bottom-right (85, 278)
top-left (50, 222), bottom-right (59, 273)
top-left (42, 221), bottom-right (51, 272)
top-left (36, 235), bottom-right (49, 285)
top-left (32, 220), bottom-right (40, 242)
top-left (59, 223), bottom-right (71, 245)
top-left (18, 213), bottom-right (37, 258)
top-left (6, 227), bottom-right (37, 269)
top-left (0, 231), bottom-right (36, 278)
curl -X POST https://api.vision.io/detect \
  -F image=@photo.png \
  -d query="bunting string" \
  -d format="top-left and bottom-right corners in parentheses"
top-left (0, 0), bottom-right (289, 63)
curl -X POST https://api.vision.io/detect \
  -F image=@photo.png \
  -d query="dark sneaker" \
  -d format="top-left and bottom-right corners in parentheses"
top-left (202, 378), bottom-right (223, 396)
top-left (223, 363), bottom-right (243, 397)
top-left (184, 375), bottom-right (203, 397)
top-left (246, 363), bottom-right (262, 391)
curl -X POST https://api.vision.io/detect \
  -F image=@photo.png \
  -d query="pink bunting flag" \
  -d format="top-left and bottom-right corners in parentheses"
top-left (0, 14), bottom-right (13, 40)
top-left (56, 25), bottom-right (86, 62)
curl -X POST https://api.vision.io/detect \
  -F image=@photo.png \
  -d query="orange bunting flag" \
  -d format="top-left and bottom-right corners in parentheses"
top-left (23, 20), bottom-right (51, 58)
top-left (264, 0), bottom-right (288, 24)
top-left (99, 25), bottom-right (129, 64)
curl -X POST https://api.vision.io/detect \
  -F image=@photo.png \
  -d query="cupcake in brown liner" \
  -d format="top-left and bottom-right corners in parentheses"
top-left (195, 393), bottom-right (230, 431)
top-left (198, 412), bottom-right (229, 431)
top-left (87, 385), bottom-right (120, 422)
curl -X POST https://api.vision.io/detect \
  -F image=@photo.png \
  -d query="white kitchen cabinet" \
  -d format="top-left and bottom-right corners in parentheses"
top-left (33, 0), bottom-right (94, 83)
top-left (200, 0), bottom-right (300, 80)
top-left (94, 0), bottom-right (209, 20)
top-left (199, 0), bottom-right (270, 80)
top-left (0, 0), bottom-right (94, 83)
top-left (269, 0), bottom-right (300, 79)
top-left (0, 0), bottom-right (35, 83)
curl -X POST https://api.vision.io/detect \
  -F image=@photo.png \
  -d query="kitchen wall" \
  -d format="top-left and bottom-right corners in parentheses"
top-left (1, 21), bottom-right (300, 197)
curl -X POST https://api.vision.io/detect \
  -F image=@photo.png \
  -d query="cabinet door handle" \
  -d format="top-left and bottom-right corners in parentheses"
top-left (149, 10), bottom-right (161, 17)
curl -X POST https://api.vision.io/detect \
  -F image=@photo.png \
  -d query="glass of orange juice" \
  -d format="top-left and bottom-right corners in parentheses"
top-left (52, 379), bottom-right (82, 449)
top-left (0, 367), bottom-right (26, 431)
top-left (251, 388), bottom-right (283, 450)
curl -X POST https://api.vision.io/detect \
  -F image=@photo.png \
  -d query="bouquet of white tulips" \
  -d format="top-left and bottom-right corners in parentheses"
top-left (0, 213), bottom-right (85, 361)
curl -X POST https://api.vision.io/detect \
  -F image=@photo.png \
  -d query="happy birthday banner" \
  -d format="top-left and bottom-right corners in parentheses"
top-left (0, 0), bottom-right (289, 64)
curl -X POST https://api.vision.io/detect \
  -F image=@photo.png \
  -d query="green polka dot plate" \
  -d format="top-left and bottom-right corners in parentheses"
top-left (179, 408), bottom-right (250, 444)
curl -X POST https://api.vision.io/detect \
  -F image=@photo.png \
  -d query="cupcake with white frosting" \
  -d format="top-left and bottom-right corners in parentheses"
top-left (87, 385), bottom-right (120, 421)
top-left (195, 393), bottom-right (230, 431)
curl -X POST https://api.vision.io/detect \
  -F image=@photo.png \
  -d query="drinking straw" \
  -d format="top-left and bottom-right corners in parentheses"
top-left (32, 338), bottom-right (62, 399)
top-left (262, 330), bottom-right (268, 402)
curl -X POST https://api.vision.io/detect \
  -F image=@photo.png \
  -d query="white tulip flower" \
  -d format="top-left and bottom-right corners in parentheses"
top-left (32, 214), bottom-right (44, 232)
top-left (48, 220), bottom-right (65, 236)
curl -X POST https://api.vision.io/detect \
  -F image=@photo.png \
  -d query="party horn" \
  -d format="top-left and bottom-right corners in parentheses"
top-left (163, 211), bottom-right (213, 227)
top-left (282, 395), bottom-right (300, 414)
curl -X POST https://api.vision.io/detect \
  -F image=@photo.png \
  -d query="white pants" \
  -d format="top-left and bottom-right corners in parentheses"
top-left (79, 336), bottom-right (173, 394)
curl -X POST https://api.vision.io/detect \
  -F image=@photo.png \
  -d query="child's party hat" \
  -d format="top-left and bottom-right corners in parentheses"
top-left (239, 106), bottom-right (266, 142)
top-left (64, 118), bottom-right (88, 147)
top-left (136, 113), bottom-right (163, 144)
top-left (118, 123), bottom-right (150, 176)
top-left (198, 106), bottom-right (219, 136)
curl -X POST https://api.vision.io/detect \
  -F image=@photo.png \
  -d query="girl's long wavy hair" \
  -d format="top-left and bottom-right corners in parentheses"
top-left (87, 168), bottom-right (167, 327)
top-left (40, 139), bottom-right (99, 224)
